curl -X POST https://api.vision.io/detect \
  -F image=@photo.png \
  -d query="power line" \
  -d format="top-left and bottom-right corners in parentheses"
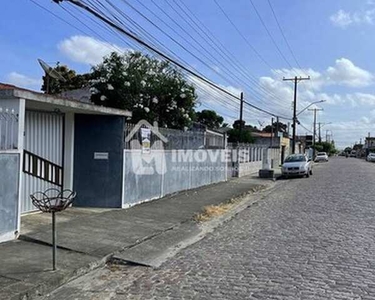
top-left (53, 0), bottom-right (291, 120)
top-left (123, 0), bottom-right (277, 110)
top-left (266, 0), bottom-right (303, 71)
top-left (266, 0), bottom-right (314, 99)
top-left (248, 0), bottom-right (294, 70)
top-left (212, 0), bottom-right (274, 70)
top-left (165, 0), bottom-right (292, 112)
top-left (29, 0), bottom-right (90, 35)
top-left (283, 76), bottom-right (310, 153)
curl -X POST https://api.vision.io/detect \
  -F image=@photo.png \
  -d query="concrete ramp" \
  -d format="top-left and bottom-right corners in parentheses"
top-left (113, 222), bottom-right (202, 268)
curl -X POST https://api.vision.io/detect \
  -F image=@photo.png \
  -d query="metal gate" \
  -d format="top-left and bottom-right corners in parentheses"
top-left (21, 111), bottom-right (64, 213)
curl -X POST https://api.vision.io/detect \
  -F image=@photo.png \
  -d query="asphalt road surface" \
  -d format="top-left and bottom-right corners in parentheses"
top-left (44, 157), bottom-right (375, 300)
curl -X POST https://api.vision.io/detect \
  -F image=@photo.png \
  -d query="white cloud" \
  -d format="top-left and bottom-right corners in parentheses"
top-left (58, 35), bottom-right (127, 65)
top-left (6, 72), bottom-right (41, 90)
top-left (326, 58), bottom-right (374, 87)
top-left (330, 10), bottom-right (353, 28)
top-left (256, 58), bottom-right (374, 112)
top-left (330, 8), bottom-right (375, 28)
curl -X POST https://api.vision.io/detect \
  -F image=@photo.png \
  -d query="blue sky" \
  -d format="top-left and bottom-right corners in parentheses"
top-left (2, 0), bottom-right (375, 148)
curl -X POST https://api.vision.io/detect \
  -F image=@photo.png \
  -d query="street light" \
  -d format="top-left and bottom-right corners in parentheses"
top-left (297, 100), bottom-right (326, 117)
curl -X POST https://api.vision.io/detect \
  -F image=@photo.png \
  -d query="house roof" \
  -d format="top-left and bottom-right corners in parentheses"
top-left (0, 83), bottom-right (17, 90)
top-left (0, 82), bottom-right (132, 117)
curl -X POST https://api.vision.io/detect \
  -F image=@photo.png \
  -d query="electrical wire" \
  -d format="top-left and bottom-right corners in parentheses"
top-left (164, 0), bottom-right (292, 112)
top-left (248, 0), bottom-right (294, 70)
top-left (54, 0), bottom-right (291, 120)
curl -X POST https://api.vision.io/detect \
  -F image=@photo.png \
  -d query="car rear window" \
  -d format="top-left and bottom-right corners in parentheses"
top-left (317, 152), bottom-right (326, 156)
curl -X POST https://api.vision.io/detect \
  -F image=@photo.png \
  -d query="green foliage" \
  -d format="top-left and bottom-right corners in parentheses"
top-left (344, 147), bottom-right (352, 153)
top-left (195, 109), bottom-right (224, 129)
top-left (41, 65), bottom-right (90, 94)
top-left (232, 119), bottom-right (245, 130)
top-left (313, 141), bottom-right (337, 155)
top-left (262, 122), bottom-right (287, 133)
top-left (227, 119), bottom-right (255, 143)
top-left (90, 52), bottom-right (197, 129)
top-left (227, 129), bottom-right (255, 143)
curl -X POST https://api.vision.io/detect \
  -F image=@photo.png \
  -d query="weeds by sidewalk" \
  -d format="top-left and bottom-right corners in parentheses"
top-left (194, 185), bottom-right (266, 222)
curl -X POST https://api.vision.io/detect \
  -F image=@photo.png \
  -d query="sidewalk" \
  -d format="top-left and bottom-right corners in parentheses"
top-left (0, 175), bottom-right (277, 300)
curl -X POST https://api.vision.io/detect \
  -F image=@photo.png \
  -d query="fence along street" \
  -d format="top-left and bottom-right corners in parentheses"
top-left (0, 108), bottom-right (18, 150)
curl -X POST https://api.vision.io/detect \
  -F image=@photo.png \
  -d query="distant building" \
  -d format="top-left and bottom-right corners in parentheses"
top-left (364, 137), bottom-right (375, 156)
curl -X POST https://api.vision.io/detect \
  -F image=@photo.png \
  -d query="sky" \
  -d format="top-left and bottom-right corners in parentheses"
top-left (2, 0), bottom-right (375, 148)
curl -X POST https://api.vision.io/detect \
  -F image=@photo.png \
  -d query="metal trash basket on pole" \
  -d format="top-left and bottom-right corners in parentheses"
top-left (30, 188), bottom-right (76, 271)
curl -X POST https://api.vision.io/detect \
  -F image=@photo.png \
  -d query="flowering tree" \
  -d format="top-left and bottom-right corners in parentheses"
top-left (90, 52), bottom-right (197, 129)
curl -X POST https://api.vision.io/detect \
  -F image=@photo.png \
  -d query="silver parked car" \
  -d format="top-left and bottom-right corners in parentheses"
top-left (315, 152), bottom-right (329, 162)
top-left (282, 154), bottom-right (313, 178)
top-left (367, 153), bottom-right (375, 162)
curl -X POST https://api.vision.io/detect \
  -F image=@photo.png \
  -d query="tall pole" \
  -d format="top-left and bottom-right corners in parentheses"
top-left (318, 122), bottom-right (322, 143)
top-left (313, 110), bottom-right (317, 156)
top-left (309, 108), bottom-right (323, 158)
top-left (270, 117), bottom-right (274, 147)
top-left (276, 116), bottom-right (280, 138)
top-left (283, 76), bottom-right (310, 154)
top-left (239, 92), bottom-right (244, 144)
top-left (52, 211), bottom-right (56, 271)
top-left (292, 77), bottom-right (297, 153)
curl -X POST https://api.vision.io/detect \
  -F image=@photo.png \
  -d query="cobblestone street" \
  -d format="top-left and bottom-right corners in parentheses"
top-left (46, 157), bottom-right (375, 300)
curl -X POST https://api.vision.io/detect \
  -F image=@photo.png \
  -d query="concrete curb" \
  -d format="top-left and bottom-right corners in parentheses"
top-left (110, 181), bottom-right (282, 269)
top-left (16, 255), bottom-right (109, 300)
top-left (19, 180), bottom-right (282, 300)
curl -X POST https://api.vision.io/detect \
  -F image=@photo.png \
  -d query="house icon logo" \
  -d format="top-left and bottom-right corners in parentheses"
top-left (125, 120), bottom-right (168, 175)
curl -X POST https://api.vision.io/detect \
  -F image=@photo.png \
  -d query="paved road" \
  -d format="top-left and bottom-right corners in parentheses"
top-left (45, 157), bottom-right (375, 299)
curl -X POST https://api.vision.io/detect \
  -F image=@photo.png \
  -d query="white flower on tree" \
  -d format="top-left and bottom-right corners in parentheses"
top-left (90, 87), bottom-right (99, 94)
top-left (152, 97), bottom-right (159, 104)
top-left (144, 107), bottom-right (150, 113)
top-left (140, 80), bottom-right (146, 87)
top-left (107, 84), bottom-right (114, 90)
top-left (180, 93), bottom-right (186, 99)
top-left (124, 81), bottom-right (131, 87)
top-left (100, 95), bottom-right (107, 101)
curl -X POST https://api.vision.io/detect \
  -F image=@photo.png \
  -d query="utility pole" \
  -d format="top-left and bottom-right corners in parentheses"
top-left (308, 108), bottom-right (323, 158)
top-left (239, 92), bottom-right (244, 144)
top-left (283, 76), bottom-right (310, 154)
top-left (318, 122), bottom-right (322, 143)
top-left (270, 117), bottom-right (274, 147)
top-left (276, 116), bottom-right (280, 138)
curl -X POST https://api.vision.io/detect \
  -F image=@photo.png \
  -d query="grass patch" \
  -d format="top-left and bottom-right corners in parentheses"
top-left (194, 185), bottom-right (267, 223)
top-left (194, 198), bottom-right (240, 223)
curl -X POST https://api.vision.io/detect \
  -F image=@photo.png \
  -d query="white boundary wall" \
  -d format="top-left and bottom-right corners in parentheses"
top-left (237, 147), bottom-right (280, 177)
top-left (122, 149), bottom-right (227, 207)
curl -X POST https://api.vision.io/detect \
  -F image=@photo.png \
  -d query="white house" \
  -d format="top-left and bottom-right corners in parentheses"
top-left (0, 83), bottom-right (131, 243)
